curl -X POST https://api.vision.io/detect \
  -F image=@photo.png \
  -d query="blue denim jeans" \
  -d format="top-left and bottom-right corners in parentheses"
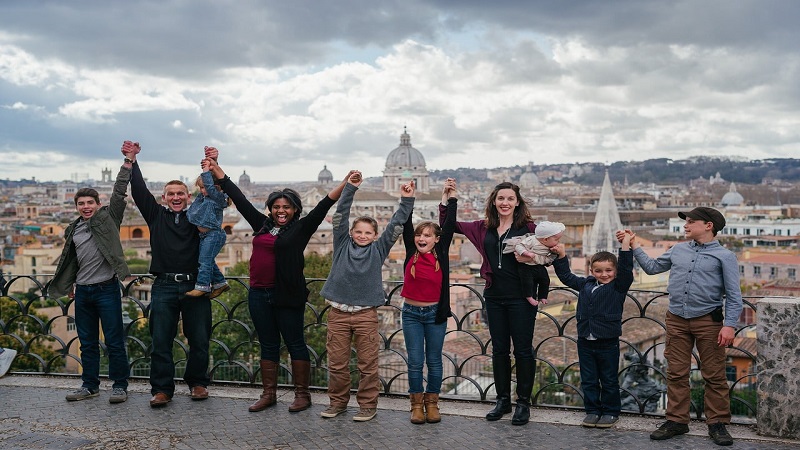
top-left (74, 280), bottom-right (129, 391)
top-left (248, 287), bottom-right (309, 362)
top-left (402, 303), bottom-right (447, 394)
top-left (577, 337), bottom-right (621, 416)
top-left (149, 277), bottom-right (212, 396)
top-left (195, 229), bottom-right (227, 291)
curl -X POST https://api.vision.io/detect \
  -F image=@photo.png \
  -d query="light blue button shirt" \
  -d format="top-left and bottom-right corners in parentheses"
top-left (632, 240), bottom-right (743, 327)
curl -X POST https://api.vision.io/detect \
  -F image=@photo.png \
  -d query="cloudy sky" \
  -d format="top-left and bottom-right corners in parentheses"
top-left (1, 1), bottom-right (799, 184)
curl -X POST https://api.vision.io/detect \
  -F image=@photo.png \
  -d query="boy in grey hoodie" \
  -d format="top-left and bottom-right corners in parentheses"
top-left (319, 171), bottom-right (415, 422)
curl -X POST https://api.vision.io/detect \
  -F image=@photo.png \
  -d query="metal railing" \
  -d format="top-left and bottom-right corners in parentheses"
top-left (0, 274), bottom-right (758, 421)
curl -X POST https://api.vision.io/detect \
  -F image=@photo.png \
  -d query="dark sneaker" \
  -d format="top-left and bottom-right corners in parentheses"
top-left (353, 408), bottom-right (377, 422)
top-left (66, 387), bottom-right (99, 401)
top-left (109, 388), bottom-right (128, 404)
top-left (582, 414), bottom-right (600, 428)
top-left (650, 420), bottom-right (689, 440)
top-left (320, 405), bottom-right (348, 418)
top-left (708, 423), bottom-right (733, 446)
top-left (595, 415), bottom-right (618, 428)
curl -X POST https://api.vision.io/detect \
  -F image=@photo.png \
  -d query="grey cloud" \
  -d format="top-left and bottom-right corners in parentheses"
top-left (0, 0), bottom-right (440, 78)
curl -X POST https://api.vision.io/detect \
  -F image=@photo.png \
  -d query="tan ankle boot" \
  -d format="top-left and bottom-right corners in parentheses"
top-left (288, 360), bottom-right (312, 412)
top-left (424, 393), bottom-right (441, 423)
top-left (249, 360), bottom-right (278, 412)
top-left (410, 393), bottom-right (425, 424)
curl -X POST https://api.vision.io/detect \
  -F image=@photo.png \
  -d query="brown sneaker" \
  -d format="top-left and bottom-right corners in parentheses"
top-left (210, 284), bottom-right (231, 299)
top-left (185, 289), bottom-right (209, 297)
top-left (320, 405), bottom-right (348, 418)
top-left (353, 408), bottom-right (377, 422)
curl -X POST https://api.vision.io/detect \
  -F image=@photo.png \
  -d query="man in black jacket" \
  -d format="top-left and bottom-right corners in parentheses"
top-left (123, 141), bottom-right (210, 407)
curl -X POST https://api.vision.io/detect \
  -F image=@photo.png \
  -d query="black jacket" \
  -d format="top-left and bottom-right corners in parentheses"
top-left (218, 176), bottom-right (335, 308)
top-left (553, 250), bottom-right (634, 339)
top-left (131, 162), bottom-right (199, 274)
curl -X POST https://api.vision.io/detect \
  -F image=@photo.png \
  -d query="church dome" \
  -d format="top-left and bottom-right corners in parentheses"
top-left (318, 165), bottom-right (333, 184)
top-left (519, 171), bottom-right (540, 188)
top-left (239, 170), bottom-right (251, 187)
top-left (385, 128), bottom-right (426, 169)
top-left (721, 182), bottom-right (744, 206)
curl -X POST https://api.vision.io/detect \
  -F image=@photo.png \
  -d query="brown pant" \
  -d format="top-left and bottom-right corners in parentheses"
top-left (664, 311), bottom-right (731, 424)
top-left (326, 307), bottom-right (380, 409)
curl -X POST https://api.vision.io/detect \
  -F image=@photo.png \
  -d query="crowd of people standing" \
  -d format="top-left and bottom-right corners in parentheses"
top-left (1, 141), bottom-right (743, 446)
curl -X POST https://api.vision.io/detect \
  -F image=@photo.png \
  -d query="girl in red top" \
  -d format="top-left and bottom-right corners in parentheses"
top-left (401, 178), bottom-right (457, 424)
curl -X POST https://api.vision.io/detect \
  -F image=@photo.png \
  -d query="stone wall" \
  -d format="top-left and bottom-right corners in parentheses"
top-left (757, 297), bottom-right (800, 439)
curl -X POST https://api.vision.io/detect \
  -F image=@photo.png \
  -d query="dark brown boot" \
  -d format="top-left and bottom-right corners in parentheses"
top-left (288, 360), bottom-right (312, 412)
top-left (249, 360), bottom-right (277, 412)
top-left (423, 393), bottom-right (441, 423)
top-left (410, 393), bottom-right (426, 424)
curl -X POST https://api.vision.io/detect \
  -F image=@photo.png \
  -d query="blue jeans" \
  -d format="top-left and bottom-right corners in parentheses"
top-left (74, 280), bottom-right (129, 391)
top-left (248, 288), bottom-right (309, 361)
top-left (402, 303), bottom-right (447, 394)
top-left (149, 277), bottom-right (212, 396)
top-left (578, 337), bottom-right (621, 416)
top-left (195, 229), bottom-right (227, 291)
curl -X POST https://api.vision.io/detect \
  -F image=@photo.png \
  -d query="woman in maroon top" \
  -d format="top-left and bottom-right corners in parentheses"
top-left (206, 148), bottom-right (353, 414)
top-left (440, 181), bottom-right (545, 425)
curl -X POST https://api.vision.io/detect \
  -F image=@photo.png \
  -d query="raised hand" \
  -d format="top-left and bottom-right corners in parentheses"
top-left (442, 177), bottom-right (457, 203)
top-left (204, 146), bottom-right (219, 161)
top-left (348, 170), bottom-right (363, 187)
top-left (201, 158), bottom-right (211, 172)
top-left (121, 141), bottom-right (140, 159)
top-left (401, 180), bottom-right (416, 197)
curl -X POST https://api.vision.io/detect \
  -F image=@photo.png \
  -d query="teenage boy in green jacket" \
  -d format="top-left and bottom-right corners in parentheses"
top-left (49, 145), bottom-right (134, 404)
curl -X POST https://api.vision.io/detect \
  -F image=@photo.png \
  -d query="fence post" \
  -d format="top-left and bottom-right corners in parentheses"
top-left (756, 297), bottom-right (800, 439)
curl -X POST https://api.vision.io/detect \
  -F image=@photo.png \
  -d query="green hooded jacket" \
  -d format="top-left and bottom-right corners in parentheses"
top-left (48, 165), bottom-right (132, 298)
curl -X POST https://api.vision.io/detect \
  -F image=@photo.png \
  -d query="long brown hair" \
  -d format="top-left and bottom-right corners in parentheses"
top-left (484, 182), bottom-right (532, 229)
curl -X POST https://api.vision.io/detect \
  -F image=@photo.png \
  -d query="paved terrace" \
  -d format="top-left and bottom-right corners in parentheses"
top-left (2, 375), bottom-right (798, 450)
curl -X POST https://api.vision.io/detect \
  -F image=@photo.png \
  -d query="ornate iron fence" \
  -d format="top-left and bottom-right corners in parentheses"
top-left (0, 274), bottom-right (758, 420)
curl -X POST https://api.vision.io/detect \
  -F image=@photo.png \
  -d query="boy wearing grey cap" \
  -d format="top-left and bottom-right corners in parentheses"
top-left (502, 221), bottom-right (565, 306)
top-left (617, 207), bottom-right (741, 446)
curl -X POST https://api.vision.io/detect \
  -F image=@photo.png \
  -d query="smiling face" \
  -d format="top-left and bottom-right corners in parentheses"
top-left (493, 188), bottom-right (519, 219)
top-left (270, 198), bottom-right (297, 227)
top-left (591, 260), bottom-right (618, 285)
top-left (415, 225), bottom-right (440, 254)
top-left (350, 221), bottom-right (378, 247)
top-left (162, 183), bottom-right (190, 212)
top-left (75, 196), bottom-right (101, 220)
top-left (683, 218), bottom-right (713, 242)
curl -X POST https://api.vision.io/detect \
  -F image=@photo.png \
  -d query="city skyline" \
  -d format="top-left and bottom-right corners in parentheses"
top-left (2, 1), bottom-right (800, 183)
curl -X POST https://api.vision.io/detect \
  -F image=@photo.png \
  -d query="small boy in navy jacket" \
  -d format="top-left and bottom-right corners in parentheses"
top-left (552, 231), bottom-right (633, 429)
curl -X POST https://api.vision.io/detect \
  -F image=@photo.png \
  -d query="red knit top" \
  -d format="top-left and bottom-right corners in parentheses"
top-left (400, 251), bottom-right (442, 302)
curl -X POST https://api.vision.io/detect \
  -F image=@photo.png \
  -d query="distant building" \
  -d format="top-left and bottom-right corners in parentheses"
top-left (318, 165), bottom-right (334, 185)
top-left (583, 169), bottom-right (623, 257)
top-left (721, 182), bottom-right (745, 206)
top-left (382, 127), bottom-right (430, 195)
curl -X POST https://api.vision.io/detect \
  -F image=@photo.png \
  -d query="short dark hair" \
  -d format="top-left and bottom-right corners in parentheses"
top-left (74, 188), bottom-right (100, 205)
top-left (590, 251), bottom-right (617, 269)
